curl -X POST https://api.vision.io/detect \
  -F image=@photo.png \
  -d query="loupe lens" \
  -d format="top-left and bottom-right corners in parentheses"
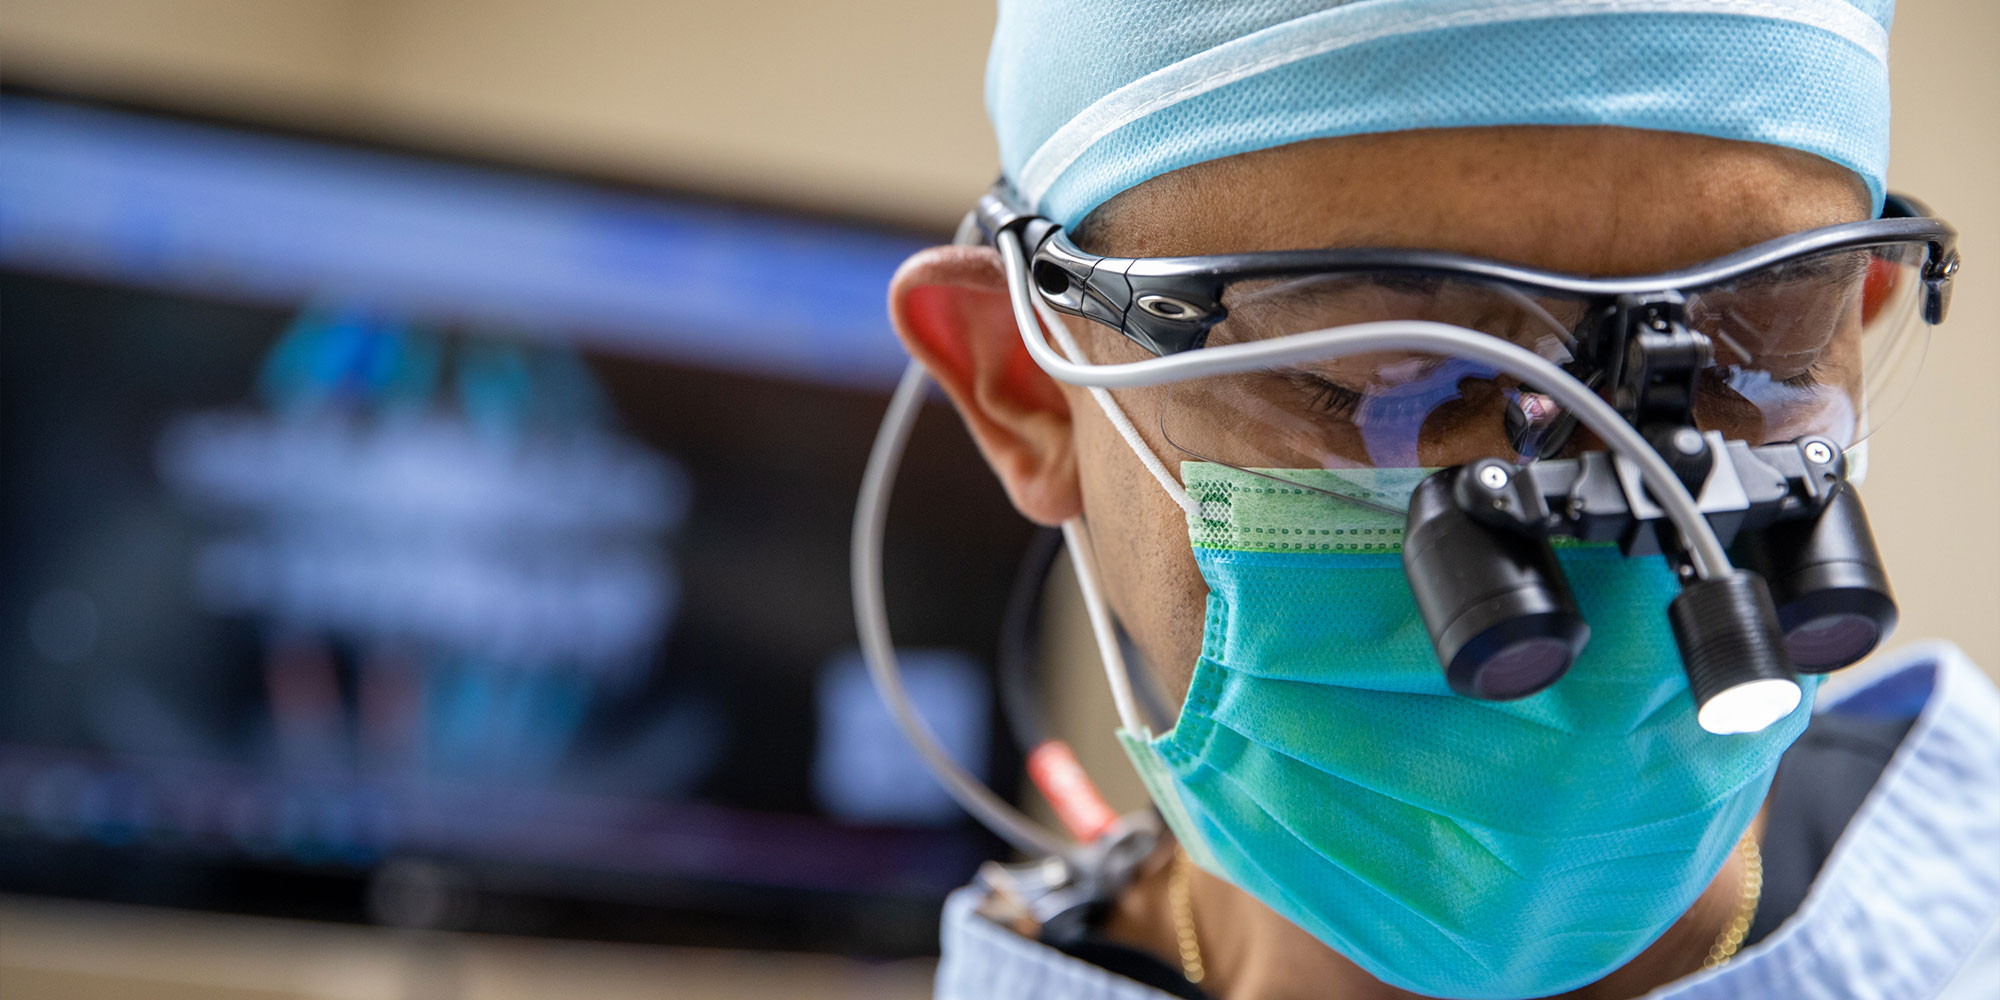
top-left (1734, 485), bottom-right (1896, 672)
top-left (1784, 613), bottom-right (1881, 668)
top-left (1462, 634), bottom-right (1578, 700)
top-left (1402, 471), bottom-right (1589, 700)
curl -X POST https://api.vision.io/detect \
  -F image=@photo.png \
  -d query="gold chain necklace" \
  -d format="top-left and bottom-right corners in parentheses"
top-left (1704, 832), bottom-right (1764, 970)
top-left (1168, 834), bottom-right (1763, 987)
top-left (1169, 847), bottom-right (1206, 984)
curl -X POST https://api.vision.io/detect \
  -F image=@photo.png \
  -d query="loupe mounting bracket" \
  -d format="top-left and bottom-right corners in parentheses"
top-left (1508, 292), bottom-right (1713, 465)
top-left (1453, 432), bottom-right (1849, 560)
top-left (1494, 291), bottom-right (1762, 560)
top-left (1409, 299), bottom-right (1892, 716)
top-left (1603, 292), bottom-right (1707, 434)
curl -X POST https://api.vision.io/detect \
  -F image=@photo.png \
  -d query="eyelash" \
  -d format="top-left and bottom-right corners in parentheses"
top-left (1778, 355), bottom-right (1838, 389)
top-left (1299, 375), bottom-right (1363, 419)
top-left (1703, 355), bottom-right (1831, 392)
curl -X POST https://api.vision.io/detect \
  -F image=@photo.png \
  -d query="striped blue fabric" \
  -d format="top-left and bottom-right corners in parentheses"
top-left (935, 642), bottom-right (2000, 1000)
top-left (987, 0), bottom-right (1896, 227)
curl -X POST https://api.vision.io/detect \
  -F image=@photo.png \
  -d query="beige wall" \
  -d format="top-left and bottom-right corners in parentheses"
top-left (1871, 1), bottom-right (2000, 681)
top-left (2, 0), bottom-right (1994, 685)
top-left (0, 0), bottom-right (1000, 228)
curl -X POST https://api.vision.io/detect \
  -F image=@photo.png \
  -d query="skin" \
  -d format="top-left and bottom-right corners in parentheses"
top-left (890, 125), bottom-right (1868, 1000)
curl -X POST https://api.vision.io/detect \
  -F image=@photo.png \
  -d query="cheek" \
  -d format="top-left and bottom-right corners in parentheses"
top-left (1065, 378), bottom-right (1211, 712)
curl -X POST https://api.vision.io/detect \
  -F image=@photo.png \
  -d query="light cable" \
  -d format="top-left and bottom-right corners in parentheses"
top-left (851, 360), bottom-right (1070, 857)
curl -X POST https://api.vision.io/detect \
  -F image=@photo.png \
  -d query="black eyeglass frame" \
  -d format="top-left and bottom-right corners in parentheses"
top-left (977, 184), bottom-right (1961, 360)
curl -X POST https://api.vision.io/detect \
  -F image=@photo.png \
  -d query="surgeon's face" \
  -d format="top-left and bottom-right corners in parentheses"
top-left (889, 126), bottom-right (1870, 706)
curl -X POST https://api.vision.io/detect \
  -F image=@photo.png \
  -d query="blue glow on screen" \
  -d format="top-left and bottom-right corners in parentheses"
top-left (0, 97), bottom-right (928, 388)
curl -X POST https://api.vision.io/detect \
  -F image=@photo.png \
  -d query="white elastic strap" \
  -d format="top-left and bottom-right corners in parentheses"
top-left (1060, 518), bottom-right (1148, 735)
top-left (1031, 296), bottom-right (1199, 517)
top-left (1035, 295), bottom-right (1182, 734)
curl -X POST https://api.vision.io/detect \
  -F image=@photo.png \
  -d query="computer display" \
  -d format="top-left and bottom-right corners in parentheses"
top-left (0, 95), bottom-right (1031, 955)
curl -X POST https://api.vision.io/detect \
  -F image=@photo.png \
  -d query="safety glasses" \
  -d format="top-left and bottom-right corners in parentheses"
top-left (987, 187), bottom-right (1959, 491)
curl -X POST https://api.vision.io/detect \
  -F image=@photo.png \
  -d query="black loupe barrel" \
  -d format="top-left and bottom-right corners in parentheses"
top-left (1403, 470), bottom-right (1590, 700)
top-left (1734, 485), bottom-right (1897, 672)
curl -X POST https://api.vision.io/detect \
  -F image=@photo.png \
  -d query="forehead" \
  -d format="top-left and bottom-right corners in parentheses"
top-left (1077, 126), bottom-right (1871, 274)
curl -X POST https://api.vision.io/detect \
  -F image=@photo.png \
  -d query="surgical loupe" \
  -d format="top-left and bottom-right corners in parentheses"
top-left (1398, 293), bottom-right (1912, 732)
top-left (974, 184), bottom-right (1958, 736)
top-left (852, 188), bottom-right (1958, 863)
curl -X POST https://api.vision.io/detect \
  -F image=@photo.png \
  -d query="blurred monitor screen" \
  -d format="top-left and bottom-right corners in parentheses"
top-left (0, 94), bottom-right (1032, 955)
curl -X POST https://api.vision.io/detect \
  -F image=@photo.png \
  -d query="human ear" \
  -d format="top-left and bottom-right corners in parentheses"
top-left (888, 245), bottom-right (1081, 526)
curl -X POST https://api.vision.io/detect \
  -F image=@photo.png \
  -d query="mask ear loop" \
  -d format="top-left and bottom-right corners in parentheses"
top-left (1029, 296), bottom-right (1183, 737)
top-left (1032, 297), bottom-right (1197, 518)
top-left (1060, 518), bottom-right (1150, 737)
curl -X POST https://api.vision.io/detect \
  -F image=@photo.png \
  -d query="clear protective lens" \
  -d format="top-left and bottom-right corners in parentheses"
top-left (1159, 272), bottom-right (1587, 509)
top-left (1682, 242), bottom-right (1929, 448)
top-left (1152, 242), bottom-right (1933, 510)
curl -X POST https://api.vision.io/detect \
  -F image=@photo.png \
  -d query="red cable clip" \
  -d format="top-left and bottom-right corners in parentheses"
top-left (1026, 739), bottom-right (1119, 842)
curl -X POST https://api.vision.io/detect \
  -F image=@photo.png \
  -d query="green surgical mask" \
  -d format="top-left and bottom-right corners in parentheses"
top-left (1116, 462), bottom-right (1817, 1000)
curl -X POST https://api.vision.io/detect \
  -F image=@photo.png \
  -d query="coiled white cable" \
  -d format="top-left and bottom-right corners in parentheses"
top-left (851, 360), bottom-right (1071, 857)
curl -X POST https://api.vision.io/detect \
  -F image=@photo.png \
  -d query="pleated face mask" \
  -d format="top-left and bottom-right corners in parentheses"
top-left (1114, 462), bottom-right (1818, 1000)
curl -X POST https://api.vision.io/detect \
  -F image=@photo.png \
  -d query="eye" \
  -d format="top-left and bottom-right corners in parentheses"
top-left (1295, 373), bottom-right (1362, 419)
top-left (1780, 364), bottom-right (1827, 390)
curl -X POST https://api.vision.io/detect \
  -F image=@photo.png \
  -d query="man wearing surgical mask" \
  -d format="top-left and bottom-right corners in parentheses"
top-left (879, 2), bottom-right (2000, 998)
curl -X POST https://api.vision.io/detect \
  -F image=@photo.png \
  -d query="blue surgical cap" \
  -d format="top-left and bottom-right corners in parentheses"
top-left (988, 0), bottom-right (1894, 228)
